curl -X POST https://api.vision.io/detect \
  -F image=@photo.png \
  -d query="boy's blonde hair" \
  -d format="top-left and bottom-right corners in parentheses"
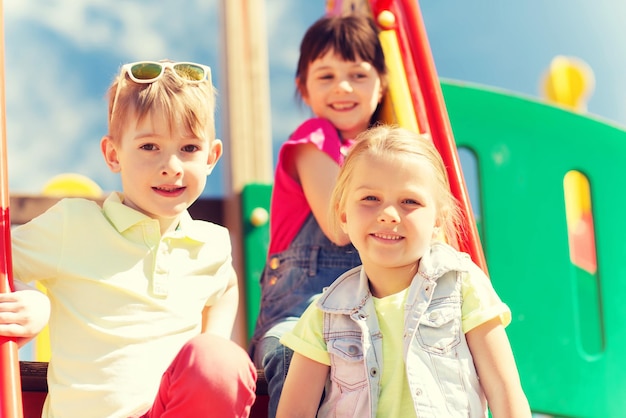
top-left (107, 65), bottom-right (217, 143)
top-left (330, 124), bottom-right (462, 244)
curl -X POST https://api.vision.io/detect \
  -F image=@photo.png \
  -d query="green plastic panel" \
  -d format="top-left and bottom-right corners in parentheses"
top-left (444, 80), bottom-right (626, 417)
top-left (241, 182), bottom-right (272, 341)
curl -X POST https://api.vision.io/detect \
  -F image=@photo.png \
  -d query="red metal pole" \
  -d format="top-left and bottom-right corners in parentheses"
top-left (392, 0), bottom-right (488, 273)
top-left (0, 1), bottom-right (25, 416)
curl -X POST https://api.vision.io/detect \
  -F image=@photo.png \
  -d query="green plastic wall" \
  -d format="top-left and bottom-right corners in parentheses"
top-left (443, 80), bottom-right (626, 417)
top-left (242, 80), bottom-right (626, 416)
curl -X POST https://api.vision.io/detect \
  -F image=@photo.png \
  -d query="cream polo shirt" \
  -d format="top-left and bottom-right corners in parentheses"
top-left (11, 192), bottom-right (235, 418)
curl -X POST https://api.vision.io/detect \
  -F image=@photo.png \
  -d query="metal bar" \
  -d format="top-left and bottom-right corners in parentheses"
top-left (0, 1), bottom-right (25, 416)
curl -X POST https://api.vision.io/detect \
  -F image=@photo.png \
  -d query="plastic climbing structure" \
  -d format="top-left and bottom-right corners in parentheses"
top-left (2, 0), bottom-right (626, 417)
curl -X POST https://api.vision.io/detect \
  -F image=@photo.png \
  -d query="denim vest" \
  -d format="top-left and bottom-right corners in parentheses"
top-left (249, 214), bottom-right (361, 354)
top-left (316, 242), bottom-right (488, 418)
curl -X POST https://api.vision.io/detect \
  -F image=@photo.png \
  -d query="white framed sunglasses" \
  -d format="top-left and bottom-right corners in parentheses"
top-left (110, 60), bottom-right (212, 125)
top-left (121, 61), bottom-right (212, 84)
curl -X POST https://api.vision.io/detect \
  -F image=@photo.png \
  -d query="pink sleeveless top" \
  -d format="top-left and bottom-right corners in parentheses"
top-left (268, 118), bottom-right (354, 254)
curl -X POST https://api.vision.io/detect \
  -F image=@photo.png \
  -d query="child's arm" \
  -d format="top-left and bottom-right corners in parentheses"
top-left (466, 317), bottom-right (532, 417)
top-left (276, 352), bottom-right (328, 418)
top-left (201, 266), bottom-right (238, 339)
top-left (0, 280), bottom-right (50, 347)
top-left (290, 143), bottom-right (351, 246)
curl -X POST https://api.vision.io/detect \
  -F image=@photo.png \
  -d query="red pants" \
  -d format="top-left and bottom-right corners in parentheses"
top-left (140, 333), bottom-right (257, 418)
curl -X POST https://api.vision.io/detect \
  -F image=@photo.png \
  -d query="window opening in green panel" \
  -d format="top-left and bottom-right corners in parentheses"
top-left (563, 170), bottom-right (604, 356)
top-left (458, 147), bottom-right (484, 245)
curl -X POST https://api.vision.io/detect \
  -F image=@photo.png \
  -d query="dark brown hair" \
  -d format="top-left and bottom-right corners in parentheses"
top-left (295, 14), bottom-right (388, 100)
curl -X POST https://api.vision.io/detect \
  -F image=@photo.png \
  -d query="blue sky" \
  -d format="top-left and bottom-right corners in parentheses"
top-left (4, 0), bottom-right (626, 197)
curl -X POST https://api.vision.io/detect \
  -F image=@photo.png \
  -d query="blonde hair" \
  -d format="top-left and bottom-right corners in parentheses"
top-left (106, 67), bottom-right (217, 143)
top-left (330, 124), bottom-right (462, 243)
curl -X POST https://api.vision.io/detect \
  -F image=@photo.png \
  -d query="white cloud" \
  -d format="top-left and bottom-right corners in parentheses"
top-left (5, 0), bottom-right (220, 56)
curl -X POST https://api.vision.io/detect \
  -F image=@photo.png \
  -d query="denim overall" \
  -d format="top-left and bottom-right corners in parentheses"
top-left (249, 214), bottom-right (361, 418)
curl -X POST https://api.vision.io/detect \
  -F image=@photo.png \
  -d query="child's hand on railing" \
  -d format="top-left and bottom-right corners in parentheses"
top-left (0, 280), bottom-right (50, 347)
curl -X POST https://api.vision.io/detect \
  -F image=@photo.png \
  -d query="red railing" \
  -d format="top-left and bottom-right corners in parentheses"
top-left (0, 1), bottom-right (25, 416)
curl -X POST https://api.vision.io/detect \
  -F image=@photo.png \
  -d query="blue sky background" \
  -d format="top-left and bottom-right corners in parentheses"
top-left (4, 0), bottom-right (626, 197)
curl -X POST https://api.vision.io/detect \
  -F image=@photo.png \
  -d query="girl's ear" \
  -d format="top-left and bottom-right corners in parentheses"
top-left (296, 77), bottom-right (310, 106)
top-left (377, 76), bottom-right (387, 104)
top-left (101, 135), bottom-right (121, 173)
top-left (433, 208), bottom-right (449, 240)
top-left (206, 139), bottom-right (223, 175)
top-left (339, 209), bottom-right (348, 234)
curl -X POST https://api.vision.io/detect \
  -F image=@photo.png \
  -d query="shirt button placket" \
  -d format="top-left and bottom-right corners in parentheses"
top-left (153, 241), bottom-right (170, 296)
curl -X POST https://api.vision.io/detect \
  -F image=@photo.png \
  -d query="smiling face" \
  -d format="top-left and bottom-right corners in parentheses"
top-left (301, 50), bottom-right (383, 140)
top-left (339, 153), bottom-right (439, 293)
top-left (101, 107), bottom-right (221, 233)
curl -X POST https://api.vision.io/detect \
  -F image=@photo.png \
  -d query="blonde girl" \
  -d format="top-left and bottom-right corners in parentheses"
top-left (278, 125), bottom-right (531, 418)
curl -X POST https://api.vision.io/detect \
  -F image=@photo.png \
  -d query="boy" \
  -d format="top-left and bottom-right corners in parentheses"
top-left (0, 60), bottom-right (256, 417)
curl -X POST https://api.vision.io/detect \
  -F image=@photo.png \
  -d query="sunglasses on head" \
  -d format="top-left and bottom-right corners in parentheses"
top-left (121, 61), bottom-right (212, 84)
top-left (110, 61), bottom-right (212, 125)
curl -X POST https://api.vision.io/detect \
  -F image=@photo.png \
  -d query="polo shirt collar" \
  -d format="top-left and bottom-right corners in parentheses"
top-left (102, 192), bottom-right (206, 243)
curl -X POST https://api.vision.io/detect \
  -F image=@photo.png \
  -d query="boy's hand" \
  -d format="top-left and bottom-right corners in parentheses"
top-left (0, 282), bottom-right (50, 343)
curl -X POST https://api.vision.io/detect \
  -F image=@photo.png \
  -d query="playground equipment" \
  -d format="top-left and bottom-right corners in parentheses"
top-left (443, 80), bottom-right (626, 417)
